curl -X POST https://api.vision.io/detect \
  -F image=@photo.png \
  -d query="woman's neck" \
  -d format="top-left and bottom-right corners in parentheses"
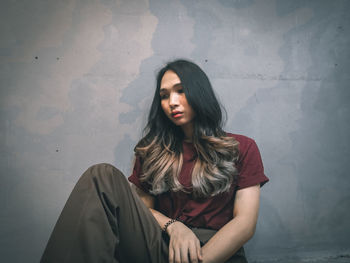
top-left (181, 122), bottom-right (193, 142)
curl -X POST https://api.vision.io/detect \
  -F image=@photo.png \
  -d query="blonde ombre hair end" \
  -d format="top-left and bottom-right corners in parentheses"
top-left (136, 135), bottom-right (239, 198)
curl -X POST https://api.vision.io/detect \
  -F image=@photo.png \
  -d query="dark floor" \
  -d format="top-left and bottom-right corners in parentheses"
top-left (251, 254), bottom-right (350, 263)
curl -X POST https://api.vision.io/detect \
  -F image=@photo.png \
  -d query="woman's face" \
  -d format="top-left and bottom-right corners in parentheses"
top-left (159, 70), bottom-right (196, 132)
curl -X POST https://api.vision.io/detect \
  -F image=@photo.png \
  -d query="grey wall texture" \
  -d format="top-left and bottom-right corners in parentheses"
top-left (1, 0), bottom-right (350, 262)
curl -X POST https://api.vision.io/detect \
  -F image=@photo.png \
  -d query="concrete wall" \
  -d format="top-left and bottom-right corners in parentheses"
top-left (1, 0), bottom-right (349, 262)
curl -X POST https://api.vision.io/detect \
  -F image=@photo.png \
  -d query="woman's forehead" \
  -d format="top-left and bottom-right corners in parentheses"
top-left (160, 70), bottom-right (181, 90)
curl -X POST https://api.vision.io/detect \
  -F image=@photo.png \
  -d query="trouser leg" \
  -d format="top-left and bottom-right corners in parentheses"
top-left (40, 163), bottom-right (168, 263)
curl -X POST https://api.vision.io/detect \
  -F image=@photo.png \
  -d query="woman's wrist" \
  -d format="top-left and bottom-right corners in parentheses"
top-left (163, 218), bottom-right (178, 234)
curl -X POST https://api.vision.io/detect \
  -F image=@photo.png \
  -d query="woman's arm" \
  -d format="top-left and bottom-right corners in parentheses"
top-left (130, 183), bottom-right (170, 227)
top-left (201, 184), bottom-right (261, 263)
top-left (130, 183), bottom-right (203, 263)
top-left (130, 183), bottom-right (171, 227)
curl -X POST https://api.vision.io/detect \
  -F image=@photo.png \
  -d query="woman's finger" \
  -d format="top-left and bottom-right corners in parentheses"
top-left (196, 240), bottom-right (203, 261)
top-left (174, 246), bottom-right (182, 263)
top-left (188, 242), bottom-right (199, 263)
top-left (180, 244), bottom-right (189, 263)
top-left (169, 245), bottom-right (174, 263)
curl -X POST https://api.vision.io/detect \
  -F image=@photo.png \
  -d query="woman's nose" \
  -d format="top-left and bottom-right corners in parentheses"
top-left (169, 93), bottom-right (180, 106)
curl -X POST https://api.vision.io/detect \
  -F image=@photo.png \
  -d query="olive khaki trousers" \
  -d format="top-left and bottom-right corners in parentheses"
top-left (40, 163), bottom-right (247, 263)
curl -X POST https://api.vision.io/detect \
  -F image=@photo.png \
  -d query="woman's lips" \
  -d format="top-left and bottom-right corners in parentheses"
top-left (171, 111), bottom-right (183, 118)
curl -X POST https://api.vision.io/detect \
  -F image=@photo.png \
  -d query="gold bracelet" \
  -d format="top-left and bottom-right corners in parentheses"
top-left (163, 218), bottom-right (178, 232)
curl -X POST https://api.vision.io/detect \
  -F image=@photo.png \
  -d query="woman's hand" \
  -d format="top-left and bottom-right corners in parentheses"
top-left (167, 221), bottom-right (203, 263)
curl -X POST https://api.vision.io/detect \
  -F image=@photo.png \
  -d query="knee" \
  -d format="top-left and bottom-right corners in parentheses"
top-left (76, 163), bottom-right (130, 199)
top-left (84, 163), bottom-right (125, 182)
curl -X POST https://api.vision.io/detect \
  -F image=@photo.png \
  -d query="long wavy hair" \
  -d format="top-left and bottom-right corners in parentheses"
top-left (135, 59), bottom-right (239, 198)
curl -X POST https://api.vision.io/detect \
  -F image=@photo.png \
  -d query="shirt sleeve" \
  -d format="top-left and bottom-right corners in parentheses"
top-left (236, 138), bottom-right (269, 190)
top-left (127, 155), bottom-right (152, 193)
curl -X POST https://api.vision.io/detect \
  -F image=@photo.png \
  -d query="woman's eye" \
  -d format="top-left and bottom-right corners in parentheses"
top-left (178, 88), bottom-right (184, 93)
top-left (160, 94), bottom-right (168, 99)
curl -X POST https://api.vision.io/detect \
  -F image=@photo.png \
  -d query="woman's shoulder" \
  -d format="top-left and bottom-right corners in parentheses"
top-left (225, 132), bottom-right (256, 145)
top-left (225, 132), bottom-right (268, 188)
top-left (224, 132), bottom-right (261, 157)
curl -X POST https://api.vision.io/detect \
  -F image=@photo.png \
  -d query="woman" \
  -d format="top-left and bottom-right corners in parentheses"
top-left (41, 59), bottom-right (268, 263)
